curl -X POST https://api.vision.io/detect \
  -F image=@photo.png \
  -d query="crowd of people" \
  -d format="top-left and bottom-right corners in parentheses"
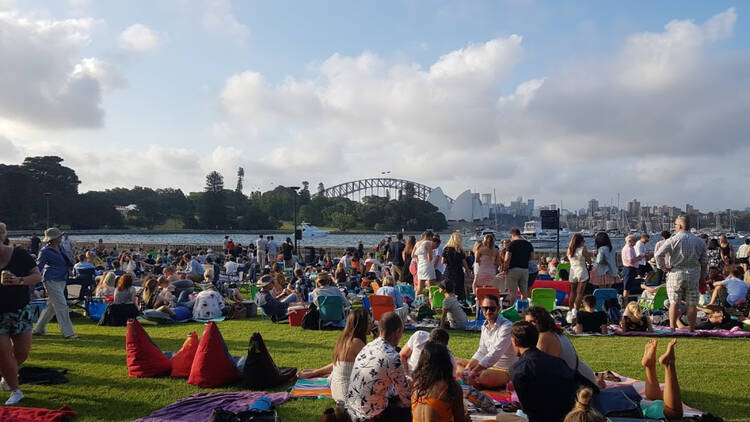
top-left (2, 216), bottom-right (748, 418)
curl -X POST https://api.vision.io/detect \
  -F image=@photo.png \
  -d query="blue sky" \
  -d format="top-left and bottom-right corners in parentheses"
top-left (1, 1), bottom-right (748, 211)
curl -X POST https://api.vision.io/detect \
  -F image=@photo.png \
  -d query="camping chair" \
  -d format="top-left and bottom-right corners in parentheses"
top-left (639, 285), bottom-right (667, 312)
top-left (593, 288), bottom-right (618, 311)
top-left (317, 295), bottom-right (347, 329)
top-left (554, 263), bottom-right (571, 281)
top-left (474, 286), bottom-right (501, 320)
top-left (66, 267), bottom-right (96, 315)
top-left (530, 287), bottom-right (556, 311)
top-left (397, 284), bottom-right (415, 301)
top-left (370, 295), bottom-right (395, 321)
top-left (430, 286), bottom-right (445, 310)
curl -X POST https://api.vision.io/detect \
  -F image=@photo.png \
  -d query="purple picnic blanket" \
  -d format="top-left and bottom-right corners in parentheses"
top-left (135, 391), bottom-right (289, 422)
top-left (611, 324), bottom-right (750, 338)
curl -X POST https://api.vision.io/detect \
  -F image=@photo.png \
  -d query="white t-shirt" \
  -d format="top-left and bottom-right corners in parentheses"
top-left (634, 240), bottom-right (648, 266)
top-left (224, 261), bottom-right (239, 275)
top-left (405, 330), bottom-right (456, 375)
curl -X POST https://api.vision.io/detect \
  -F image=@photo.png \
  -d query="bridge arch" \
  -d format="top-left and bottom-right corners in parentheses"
top-left (318, 178), bottom-right (452, 202)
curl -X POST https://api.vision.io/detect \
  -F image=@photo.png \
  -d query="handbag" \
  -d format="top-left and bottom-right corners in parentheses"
top-left (592, 386), bottom-right (644, 418)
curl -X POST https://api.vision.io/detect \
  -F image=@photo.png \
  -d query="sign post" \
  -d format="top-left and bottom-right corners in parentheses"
top-left (540, 210), bottom-right (561, 259)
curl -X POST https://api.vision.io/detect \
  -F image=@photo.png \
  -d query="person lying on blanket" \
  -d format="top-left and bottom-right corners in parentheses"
top-left (620, 301), bottom-right (652, 332)
top-left (574, 295), bottom-right (608, 335)
top-left (142, 300), bottom-right (194, 322)
top-left (455, 294), bottom-right (516, 389)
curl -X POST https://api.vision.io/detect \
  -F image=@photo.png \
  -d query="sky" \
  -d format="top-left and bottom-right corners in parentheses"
top-left (1, 1), bottom-right (749, 212)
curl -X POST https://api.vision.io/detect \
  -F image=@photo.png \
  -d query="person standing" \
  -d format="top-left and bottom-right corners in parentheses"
top-left (591, 232), bottom-right (618, 288)
top-left (255, 234), bottom-right (267, 268)
top-left (402, 236), bottom-right (416, 285)
top-left (388, 233), bottom-right (406, 282)
top-left (503, 228), bottom-right (534, 305)
top-left (441, 232), bottom-right (471, 303)
top-left (60, 234), bottom-right (73, 260)
top-left (32, 228), bottom-right (77, 339)
top-left (267, 236), bottom-right (278, 263)
top-left (635, 233), bottom-right (653, 282)
top-left (621, 235), bottom-right (644, 301)
top-left (29, 234), bottom-right (40, 257)
top-left (654, 215), bottom-right (708, 331)
top-left (282, 237), bottom-right (294, 269)
top-left (737, 238), bottom-right (750, 272)
top-left (0, 222), bottom-right (43, 405)
top-left (566, 233), bottom-right (592, 317)
top-left (654, 231), bottom-right (671, 283)
top-left (413, 231), bottom-right (436, 298)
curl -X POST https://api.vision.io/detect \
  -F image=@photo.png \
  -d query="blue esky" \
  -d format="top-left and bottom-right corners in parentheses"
top-left (1, 1), bottom-right (748, 211)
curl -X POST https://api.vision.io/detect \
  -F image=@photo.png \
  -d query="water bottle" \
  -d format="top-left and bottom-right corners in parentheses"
top-left (308, 292), bottom-right (314, 303)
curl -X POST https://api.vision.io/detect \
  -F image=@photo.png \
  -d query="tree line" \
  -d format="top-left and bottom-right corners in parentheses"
top-left (0, 156), bottom-right (448, 232)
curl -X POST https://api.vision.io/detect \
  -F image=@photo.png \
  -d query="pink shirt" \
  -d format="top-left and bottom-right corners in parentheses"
top-left (621, 245), bottom-right (637, 268)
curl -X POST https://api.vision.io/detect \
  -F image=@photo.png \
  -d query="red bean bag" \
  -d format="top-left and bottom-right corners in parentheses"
top-left (171, 331), bottom-right (199, 378)
top-left (188, 322), bottom-right (242, 388)
top-left (126, 319), bottom-right (172, 378)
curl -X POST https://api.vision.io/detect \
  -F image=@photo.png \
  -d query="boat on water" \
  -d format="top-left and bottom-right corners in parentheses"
top-left (297, 222), bottom-right (329, 238)
top-left (469, 227), bottom-right (496, 242)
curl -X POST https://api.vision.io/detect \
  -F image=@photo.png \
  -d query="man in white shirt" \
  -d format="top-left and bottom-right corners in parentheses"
top-left (737, 239), bottom-right (750, 271)
top-left (400, 328), bottom-right (456, 376)
top-left (456, 294), bottom-right (516, 388)
top-left (432, 234), bottom-right (445, 280)
top-left (224, 256), bottom-right (239, 276)
top-left (255, 235), bottom-right (267, 268)
top-left (635, 233), bottom-right (653, 282)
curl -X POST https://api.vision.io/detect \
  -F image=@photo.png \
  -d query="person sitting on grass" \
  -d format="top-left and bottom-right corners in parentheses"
top-left (411, 341), bottom-right (470, 422)
top-left (620, 301), bottom-right (652, 332)
top-left (562, 388), bottom-right (606, 422)
top-left (508, 321), bottom-right (583, 422)
top-left (574, 295), bottom-right (609, 335)
top-left (139, 276), bottom-right (160, 310)
top-left (311, 272), bottom-right (349, 308)
top-left (537, 263), bottom-right (552, 280)
top-left (524, 306), bottom-right (601, 388)
top-left (376, 275), bottom-right (409, 321)
top-left (113, 274), bottom-right (138, 305)
top-left (400, 327), bottom-right (455, 377)
top-left (255, 275), bottom-right (297, 321)
top-left (455, 294), bottom-right (516, 389)
top-left (94, 271), bottom-right (116, 298)
top-left (640, 339), bottom-right (684, 420)
top-left (706, 266), bottom-right (749, 308)
top-left (439, 280), bottom-right (468, 330)
top-left (292, 268), bottom-right (314, 301)
top-left (345, 312), bottom-right (411, 421)
top-left (297, 309), bottom-right (372, 403)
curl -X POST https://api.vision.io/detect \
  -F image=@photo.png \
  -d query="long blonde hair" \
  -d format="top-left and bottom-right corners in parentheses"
top-left (564, 388), bottom-right (606, 422)
top-left (625, 301), bottom-right (641, 320)
top-left (444, 232), bottom-right (464, 254)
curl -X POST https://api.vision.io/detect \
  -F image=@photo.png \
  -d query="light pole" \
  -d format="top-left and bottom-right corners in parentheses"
top-left (43, 192), bottom-right (52, 227)
top-left (289, 186), bottom-right (300, 258)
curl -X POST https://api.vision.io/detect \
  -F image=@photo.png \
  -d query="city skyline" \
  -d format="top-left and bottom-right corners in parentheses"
top-left (1, 1), bottom-right (749, 211)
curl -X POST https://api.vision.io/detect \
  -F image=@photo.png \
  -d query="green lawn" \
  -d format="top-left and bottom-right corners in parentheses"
top-left (20, 319), bottom-right (750, 421)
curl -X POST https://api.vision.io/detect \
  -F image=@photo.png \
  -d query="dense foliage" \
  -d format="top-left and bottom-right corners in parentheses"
top-left (0, 156), bottom-right (447, 231)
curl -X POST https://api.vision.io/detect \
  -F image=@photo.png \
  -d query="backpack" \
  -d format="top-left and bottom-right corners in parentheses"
top-left (301, 303), bottom-right (320, 330)
top-left (226, 302), bottom-right (247, 320)
top-left (99, 303), bottom-right (139, 326)
top-left (242, 332), bottom-right (297, 389)
top-left (603, 298), bottom-right (622, 324)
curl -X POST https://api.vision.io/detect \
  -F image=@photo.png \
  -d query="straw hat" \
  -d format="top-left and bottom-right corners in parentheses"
top-left (42, 227), bottom-right (63, 243)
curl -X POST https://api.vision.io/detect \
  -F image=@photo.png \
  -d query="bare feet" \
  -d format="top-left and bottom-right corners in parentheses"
top-left (659, 338), bottom-right (677, 366)
top-left (642, 339), bottom-right (658, 368)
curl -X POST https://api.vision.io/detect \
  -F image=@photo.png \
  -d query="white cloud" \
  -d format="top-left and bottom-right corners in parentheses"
top-left (0, 11), bottom-right (119, 129)
top-left (118, 23), bottom-right (161, 52)
top-left (72, 57), bottom-right (126, 90)
top-left (199, 0), bottom-right (249, 40)
top-left (211, 9), bottom-right (750, 210)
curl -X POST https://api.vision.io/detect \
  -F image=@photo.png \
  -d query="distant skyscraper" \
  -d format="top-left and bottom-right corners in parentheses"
top-left (588, 199), bottom-right (599, 216)
top-left (527, 199), bottom-right (535, 216)
top-left (628, 198), bottom-right (640, 216)
top-left (481, 193), bottom-right (492, 206)
top-left (685, 203), bottom-right (694, 214)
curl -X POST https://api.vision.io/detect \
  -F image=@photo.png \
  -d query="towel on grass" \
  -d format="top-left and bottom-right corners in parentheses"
top-left (135, 392), bottom-right (289, 422)
top-left (289, 378), bottom-right (332, 398)
top-left (612, 324), bottom-right (750, 338)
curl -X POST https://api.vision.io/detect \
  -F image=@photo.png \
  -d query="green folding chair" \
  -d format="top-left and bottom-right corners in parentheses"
top-left (530, 287), bottom-right (556, 311)
top-left (639, 285), bottom-right (667, 311)
top-left (555, 263), bottom-right (571, 281)
top-left (431, 289), bottom-right (445, 310)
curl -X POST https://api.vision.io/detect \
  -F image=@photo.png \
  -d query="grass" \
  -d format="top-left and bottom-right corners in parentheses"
top-left (20, 318), bottom-right (750, 422)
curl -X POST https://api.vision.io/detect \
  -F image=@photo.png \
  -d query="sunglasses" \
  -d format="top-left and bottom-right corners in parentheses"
top-left (481, 306), bottom-right (498, 312)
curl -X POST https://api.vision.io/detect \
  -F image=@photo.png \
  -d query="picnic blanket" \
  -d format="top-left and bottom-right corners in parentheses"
top-left (135, 392), bottom-right (289, 422)
top-left (0, 406), bottom-right (76, 422)
top-left (289, 378), bottom-right (332, 398)
top-left (604, 371), bottom-right (703, 417)
top-left (612, 324), bottom-right (750, 338)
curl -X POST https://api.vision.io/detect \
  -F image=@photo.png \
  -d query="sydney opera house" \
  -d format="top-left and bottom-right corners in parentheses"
top-left (426, 188), bottom-right (490, 222)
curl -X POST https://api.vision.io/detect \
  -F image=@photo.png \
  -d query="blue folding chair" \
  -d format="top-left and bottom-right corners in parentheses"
top-left (397, 284), bottom-right (415, 301)
top-left (593, 288), bottom-right (618, 311)
top-left (317, 295), bottom-right (347, 329)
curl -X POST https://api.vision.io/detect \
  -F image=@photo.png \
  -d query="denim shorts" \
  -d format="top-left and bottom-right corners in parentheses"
top-left (0, 303), bottom-right (34, 336)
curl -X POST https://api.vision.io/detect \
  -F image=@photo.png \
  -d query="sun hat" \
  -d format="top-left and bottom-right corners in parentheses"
top-left (42, 227), bottom-right (63, 243)
top-left (256, 274), bottom-right (275, 288)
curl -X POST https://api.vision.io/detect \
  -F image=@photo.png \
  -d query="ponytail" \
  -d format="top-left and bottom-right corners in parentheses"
top-left (563, 388), bottom-right (606, 422)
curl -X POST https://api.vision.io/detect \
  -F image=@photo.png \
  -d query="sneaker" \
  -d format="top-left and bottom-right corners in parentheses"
top-left (5, 389), bottom-right (23, 405)
top-left (0, 378), bottom-right (9, 391)
top-left (31, 331), bottom-right (46, 336)
top-left (64, 334), bottom-right (79, 339)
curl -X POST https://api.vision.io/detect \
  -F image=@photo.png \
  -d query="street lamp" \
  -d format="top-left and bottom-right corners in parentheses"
top-left (43, 192), bottom-right (52, 227)
top-left (289, 186), bottom-right (300, 259)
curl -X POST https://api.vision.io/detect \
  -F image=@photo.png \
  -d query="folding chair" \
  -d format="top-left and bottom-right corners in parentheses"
top-left (317, 295), bottom-right (347, 329)
top-left (639, 285), bottom-right (667, 312)
top-left (555, 263), bottom-right (571, 281)
top-left (530, 287), bottom-right (556, 311)
top-left (593, 288), bottom-right (618, 311)
top-left (397, 284), bottom-right (415, 301)
top-left (474, 286), bottom-right (500, 320)
top-left (370, 295), bottom-right (395, 321)
top-left (430, 288), bottom-right (445, 310)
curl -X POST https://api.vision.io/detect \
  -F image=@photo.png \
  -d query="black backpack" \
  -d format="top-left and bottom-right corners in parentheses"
top-left (300, 303), bottom-right (320, 330)
top-left (242, 332), bottom-right (297, 389)
top-left (603, 298), bottom-right (622, 324)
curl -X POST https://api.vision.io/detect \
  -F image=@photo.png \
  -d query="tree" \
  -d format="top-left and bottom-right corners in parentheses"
top-left (235, 167), bottom-right (244, 194)
top-left (403, 182), bottom-right (416, 199)
top-left (205, 171), bottom-right (224, 193)
top-left (330, 212), bottom-right (356, 231)
top-left (0, 164), bottom-right (35, 227)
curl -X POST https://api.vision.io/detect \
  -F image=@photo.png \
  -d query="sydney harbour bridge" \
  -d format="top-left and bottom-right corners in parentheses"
top-left (318, 177), bottom-right (453, 202)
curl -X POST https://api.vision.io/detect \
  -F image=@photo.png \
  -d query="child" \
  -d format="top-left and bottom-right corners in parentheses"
top-left (574, 295), bottom-right (608, 335)
top-left (439, 281), bottom-right (468, 330)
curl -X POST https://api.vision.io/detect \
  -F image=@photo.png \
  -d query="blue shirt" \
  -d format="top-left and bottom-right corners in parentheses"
top-left (37, 245), bottom-right (73, 281)
top-left (722, 277), bottom-right (750, 305)
top-left (376, 285), bottom-right (403, 308)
